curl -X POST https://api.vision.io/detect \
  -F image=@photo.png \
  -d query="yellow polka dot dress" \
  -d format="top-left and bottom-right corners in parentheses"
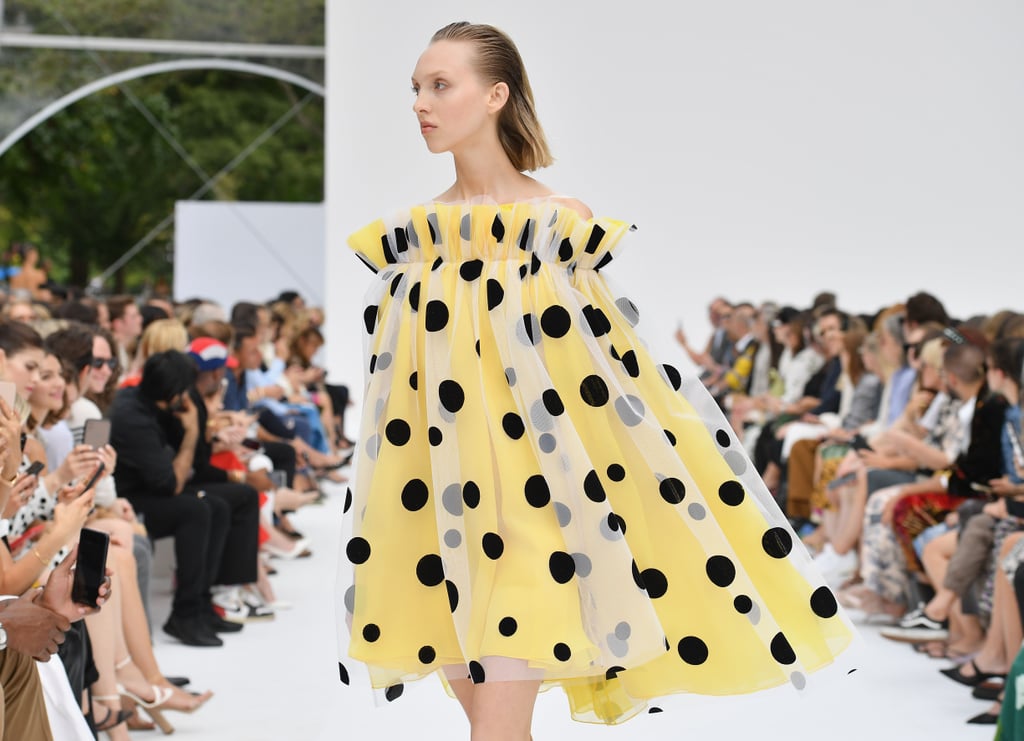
top-left (336, 199), bottom-right (855, 724)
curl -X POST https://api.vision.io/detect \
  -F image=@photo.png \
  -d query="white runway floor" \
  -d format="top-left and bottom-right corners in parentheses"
top-left (144, 481), bottom-right (999, 740)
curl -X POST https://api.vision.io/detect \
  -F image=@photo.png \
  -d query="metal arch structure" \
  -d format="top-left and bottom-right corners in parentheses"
top-left (0, 57), bottom-right (326, 159)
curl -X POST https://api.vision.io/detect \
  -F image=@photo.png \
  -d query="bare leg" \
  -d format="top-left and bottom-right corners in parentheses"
top-left (84, 566), bottom-right (130, 740)
top-left (832, 482), bottom-right (867, 555)
top-left (470, 680), bottom-right (542, 741)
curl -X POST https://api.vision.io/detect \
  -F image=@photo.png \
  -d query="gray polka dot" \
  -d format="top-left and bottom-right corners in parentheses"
top-left (608, 635), bottom-right (630, 658)
top-left (505, 367), bottom-right (517, 386)
top-left (373, 398), bottom-right (386, 423)
top-left (366, 434), bottom-right (381, 460)
top-left (442, 484), bottom-right (464, 516)
top-left (460, 214), bottom-right (472, 241)
top-left (439, 406), bottom-right (456, 424)
top-left (548, 210), bottom-right (558, 227)
top-left (614, 622), bottom-right (631, 640)
top-left (572, 552), bottom-right (592, 577)
top-left (724, 450), bottom-right (748, 476)
top-left (426, 213), bottom-right (440, 243)
top-left (405, 221), bottom-right (419, 248)
top-left (538, 433), bottom-right (556, 453)
top-left (558, 454), bottom-right (573, 473)
top-left (443, 529), bottom-right (462, 548)
top-left (380, 270), bottom-right (394, 281)
top-left (554, 502), bottom-right (572, 527)
top-left (790, 672), bottom-right (807, 690)
top-left (599, 517), bottom-right (624, 541)
top-left (614, 395), bottom-right (645, 427)
top-left (376, 352), bottom-right (393, 371)
top-left (747, 602), bottom-right (761, 626)
top-left (529, 400), bottom-right (554, 432)
top-left (615, 297), bottom-right (640, 326)
top-left (688, 503), bottom-right (706, 520)
top-left (343, 585), bottom-right (355, 613)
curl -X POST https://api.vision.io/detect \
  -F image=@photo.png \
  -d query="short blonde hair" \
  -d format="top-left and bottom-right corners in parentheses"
top-left (137, 319), bottom-right (188, 362)
top-left (431, 22), bottom-right (553, 172)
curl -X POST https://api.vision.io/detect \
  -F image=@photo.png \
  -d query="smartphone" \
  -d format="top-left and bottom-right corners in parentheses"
top-left (1007, 422), bottom-right (1024, 468)
top-left (81, 462), bottom-right (106, 493)
top-left (850, 434), bottom-right (874, 453)
top-left (82, 418), bottom-right (112, 449)
top-left (71, 528), bottom-right (110, 609)
top-left (25, 460), bottom-right (45, 477)
top-left (0, 380), bottom-right (16, 410)
top-left (241, 438), bottom-right (262, 451)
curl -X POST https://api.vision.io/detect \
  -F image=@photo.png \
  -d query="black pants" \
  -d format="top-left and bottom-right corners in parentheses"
top-left (129, 491), bottom-right (222, 618)
top-left (193, 482), bottom-right (260, 586)
top-left (263, 440), bottom-right (297, 487)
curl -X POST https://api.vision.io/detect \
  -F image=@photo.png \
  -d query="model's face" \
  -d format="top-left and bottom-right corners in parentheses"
top-left (412, 40), bottom-right (496, 156)
top-left (31, 353), bottom-right (66, 412)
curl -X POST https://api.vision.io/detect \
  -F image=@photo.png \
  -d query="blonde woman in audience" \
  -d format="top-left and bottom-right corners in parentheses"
top-left (121, 318), bottom-right (189, 387)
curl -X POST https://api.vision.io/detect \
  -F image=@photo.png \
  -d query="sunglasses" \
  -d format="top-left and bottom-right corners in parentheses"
top-left (88, 357), bottom-right (118, 370)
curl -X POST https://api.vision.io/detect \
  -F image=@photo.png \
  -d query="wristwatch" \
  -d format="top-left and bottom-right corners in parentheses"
top-left (0, 621), bottom-right (7, 651)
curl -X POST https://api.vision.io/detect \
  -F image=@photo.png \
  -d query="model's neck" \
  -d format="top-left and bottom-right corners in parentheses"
top-left (450, 146), bottom-right (524, 202)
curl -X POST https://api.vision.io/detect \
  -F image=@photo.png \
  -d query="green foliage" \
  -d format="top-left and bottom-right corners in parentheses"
top-left (0, 1), bottom-right (324, 293)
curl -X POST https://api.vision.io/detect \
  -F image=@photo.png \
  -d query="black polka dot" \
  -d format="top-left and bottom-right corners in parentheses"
top-left (605, 666), bottom-right (625, 680)
top-left (719, 480), bottom-right (745, 506)
top-left (343, 487), bottom-right (353, 513)
top-left (715, 429), bottom-right (731, 447)
top-left (582, 305), bottom-right (611, 337)
top-left (385, 419), bottom-right (411, 446)
top-left (385, 684), bottom-right (404, 702)
top-left (363, 305), bottom-right (378, 334)
top-left (620, 350), bottom-right (640, 378)
top-left (462, 481), bottom-right (480, 509)
top-left (706, 556), bottom-right (736, 588)
top-left (416, 554), bottom-right (444, 587)
top-left (389, 273), bottom-right (402, 296)
top-left (580, 375), bottom-right (609, 406)
top-left (582, 470), bottom-right (607, 502)
top-left (474, 339), bottom-right (481, 357)
top-left (498, 617), bottom-right (518, 637)
top-left (530, 253), bottom-right (542, 275)
top-left (604, 464), bottom-right (625, 482)
top-left (446, 580), bottom-right (459, 611)
top-left (428, 426), bottom-right (443, 446)
top-left (409, 371), bottom-right (418, 390)
top-left (519, 313), bottom-right (540, 345)
top-left (609, 345), bottom-right (620, 361)
top-left (482, 532), bottom-right (505, 559)
top-left (401, 479), bottom-right (429, 512)
top-left (540, 306), bottom-right (571, 338)
top-left (810, 587), bottom-right (839, 618)
top-left (608, 512), bottom-right (627, 534)
top-left (664, 429), bottom-right (677, 446)
top-left (346, 537), bottom-right (370, 564)
top-left (677, 637), bottom-right (709, 665)
top-left (762, 527), bottom-right (794, 559)
top-left (338, 662), bottom-right (350, 685)
top-left (558, 238), bottom-right (574, 261)
top-left (439, 380), bottom-right (465, 413)
top-left (408, 282), bottom-right (421, 311)
top-left (641, 568), bottom-right (668, 598)
top-left (459, 259), bottom-right (483, 281)
top-left (661, 364), bottom-right (682, 390)
top-left (425, 300), bottom-right (449, 331)
top-left (659, 478), bottom-right (686, 504)
top-left (362, 624), bottom-right (380, 642)
top-left (549, 551), bottom-right (576, 584)
top-left (648, 707), bottom-right (663, 714)
top-left (418, 645), bottom-right (436, 664)
top-left (524, 475), bottom-right (550, 507)
top-left (469, 660), bottom-right (486, 683)
top-left (502, 413), bottom-right (525, 439)
top-left (491, 214), bottom-right (505, 242)
top-left (368, 354), bottom-right (377, 373)
top-left (553, 643), bottom-right (572, 661)
top-left (770, 633), bottom-right (796, 665)
top-left (486, 279), bottom-right (504, 310)
top-left (542, 389), bottom-right (565, 416)
top-left (734, 595), bottom-right (753, 614)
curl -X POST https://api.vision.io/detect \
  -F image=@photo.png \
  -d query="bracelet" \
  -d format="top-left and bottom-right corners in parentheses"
top-left (1, 470), bottom-right (17, 487)
top-left (32, 549), bottom-right (49, 566)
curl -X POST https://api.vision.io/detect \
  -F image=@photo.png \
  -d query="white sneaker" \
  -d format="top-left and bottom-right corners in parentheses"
top-left (240, 586), bottom-right (276, 621)
top-left (816, 546), bottom-right (858, 590)
top-left (212, 586), bottom-right (248, 623)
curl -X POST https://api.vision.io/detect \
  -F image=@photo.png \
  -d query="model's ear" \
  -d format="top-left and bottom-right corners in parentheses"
top-left (488, 81), bottom-right (509, 114)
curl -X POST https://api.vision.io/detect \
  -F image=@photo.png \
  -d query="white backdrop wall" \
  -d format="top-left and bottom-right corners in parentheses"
top-left (175, 201), bottom-right (324, 310)
top-left (325, 0), bottom-right (1024, 400)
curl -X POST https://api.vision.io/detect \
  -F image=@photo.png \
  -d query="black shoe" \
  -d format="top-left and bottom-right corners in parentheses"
top-left (203, 609), bottom-right (244, 634)
top-left (967, 711), bottom-right (999, 725)
top-left (973, 682), bottom-right (1004, 701)
top-left (165, 676), bottom-right (191, 688)
top-left (163, 613), bottom-right (223, 647)
top-left (939, 659), bottom-right (1004, 688)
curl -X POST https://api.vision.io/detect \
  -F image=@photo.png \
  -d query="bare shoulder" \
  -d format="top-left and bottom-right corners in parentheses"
top-left (549, 196), bottom-right (593, 220)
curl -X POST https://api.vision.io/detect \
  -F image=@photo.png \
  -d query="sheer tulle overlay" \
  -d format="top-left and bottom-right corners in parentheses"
top-left (336, 199), bottom-right (855, 724)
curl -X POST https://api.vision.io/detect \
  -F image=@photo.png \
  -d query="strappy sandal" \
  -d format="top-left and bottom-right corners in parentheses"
top-left (939, 659), bottom-right (1005, 688)
top-left (91, 694), bottom-right (132, 732)
top-left (116, 656), bottom-right (174, 734)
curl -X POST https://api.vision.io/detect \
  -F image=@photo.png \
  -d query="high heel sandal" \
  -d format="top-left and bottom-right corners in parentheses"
top-left (91, 694), bottom-right (133, 732)
top-left (115, 656), bottom-right (175, 734)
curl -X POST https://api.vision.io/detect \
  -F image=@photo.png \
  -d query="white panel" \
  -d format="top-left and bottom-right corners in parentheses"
top-left (174, 201), bottom-right (324, 312)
